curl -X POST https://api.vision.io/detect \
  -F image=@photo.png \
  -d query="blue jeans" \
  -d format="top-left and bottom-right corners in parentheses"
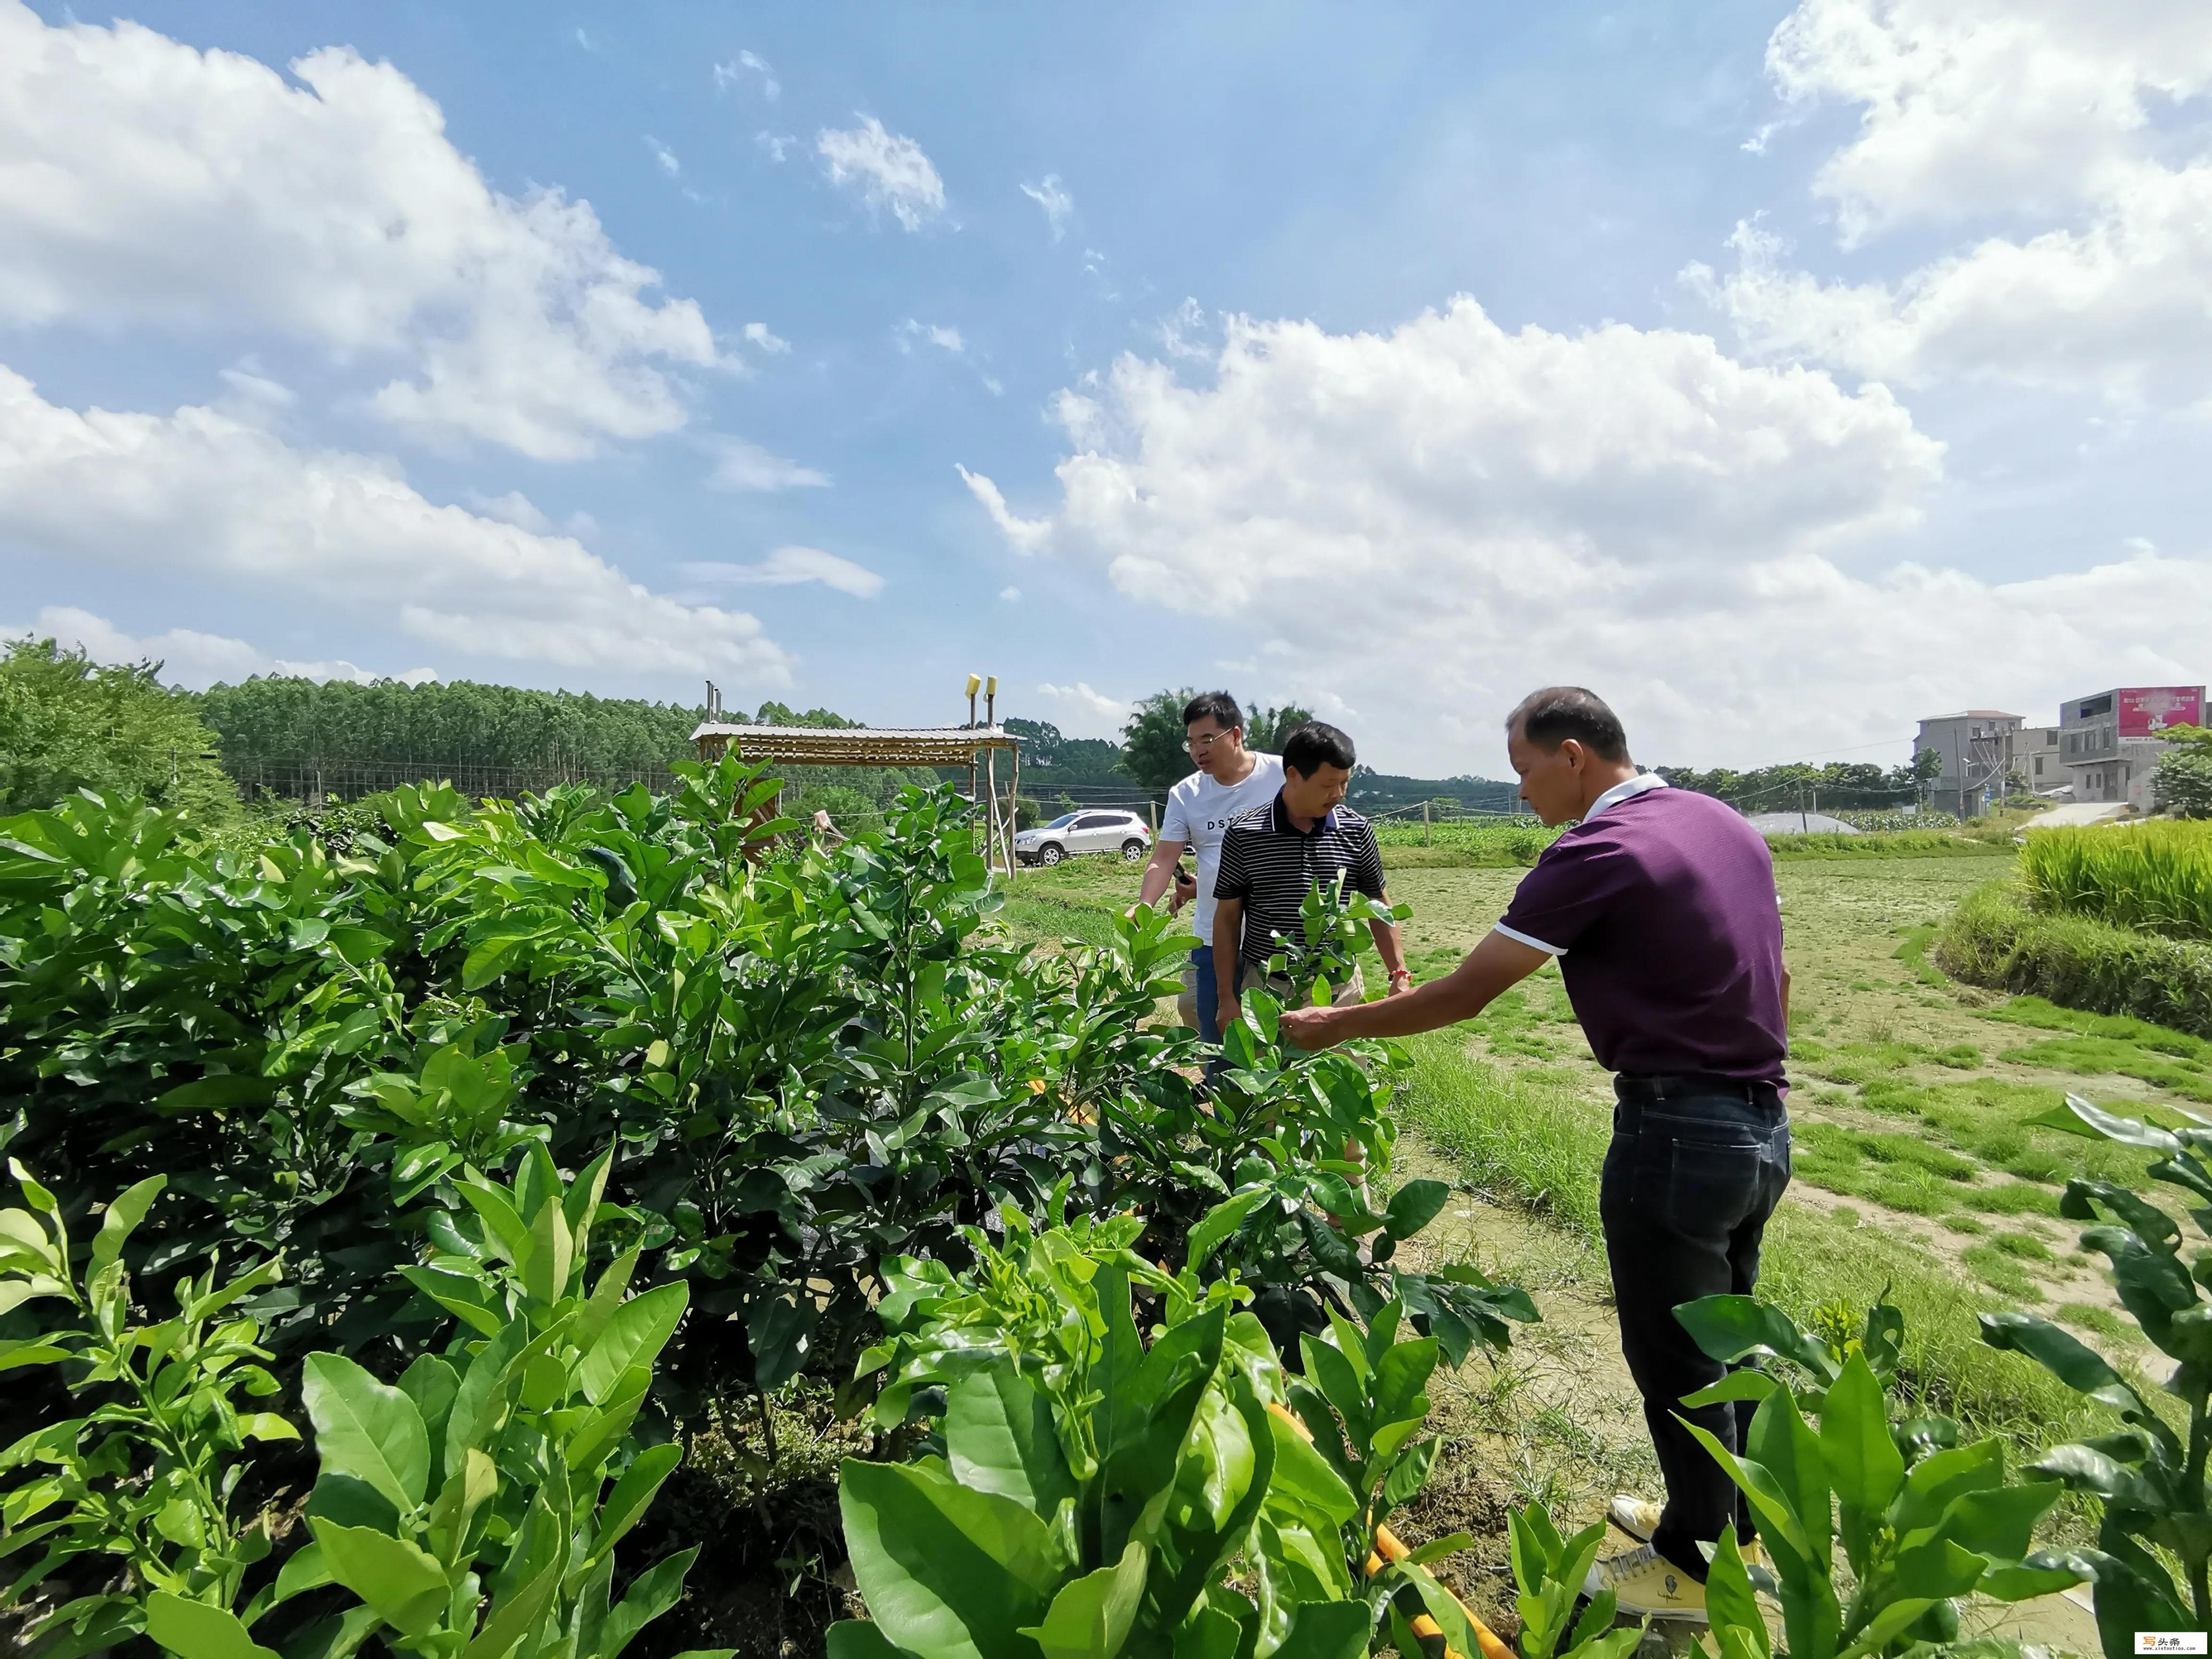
top-left (1599, 1078), bottom-right (1791, 1578)
top-left (1189, 945), bottom-right (1221, 1044)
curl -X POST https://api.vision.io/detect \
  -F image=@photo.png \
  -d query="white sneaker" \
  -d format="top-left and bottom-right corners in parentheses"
top-left (1607, 1494), bottom-right (1662, 1542)
top-left (1583, 1543), bottom-right (1708, 1623)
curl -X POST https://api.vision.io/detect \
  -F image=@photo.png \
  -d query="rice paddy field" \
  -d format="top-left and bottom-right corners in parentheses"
top-left (2018, 819), bottom-right (2212, 940)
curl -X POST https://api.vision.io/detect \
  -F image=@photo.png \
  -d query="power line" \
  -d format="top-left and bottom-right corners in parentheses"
top-left (1703, 733), bottom-right (1918, 772)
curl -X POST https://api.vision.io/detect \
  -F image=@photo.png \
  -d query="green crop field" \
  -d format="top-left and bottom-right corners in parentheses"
top-left (2019, 819), bottom-right (2212, 940)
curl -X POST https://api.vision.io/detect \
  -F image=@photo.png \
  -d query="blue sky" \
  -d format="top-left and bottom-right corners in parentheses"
top-left (3, 0), bottom-right (2208, 776)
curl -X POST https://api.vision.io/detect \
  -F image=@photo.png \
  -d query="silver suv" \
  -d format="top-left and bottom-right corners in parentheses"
top-left (1015, 809), bottom-right (1152, 867)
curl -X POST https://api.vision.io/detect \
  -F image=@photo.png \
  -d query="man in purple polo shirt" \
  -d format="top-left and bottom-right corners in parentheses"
top-left (1281, 686), bottom-right (1790, 1623)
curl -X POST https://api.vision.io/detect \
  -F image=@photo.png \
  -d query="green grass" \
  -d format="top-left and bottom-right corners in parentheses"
top-left (1763, 831), bottom-right (2014, 859)
top-left (994, 857), bottom-right (1140, 950)
top-left (1995, 1034), bottom-right (2212, 1103)
top-left (1981, 994), bottom-right (2212, 1060)
top-left (1960, 1244), bottom-right (2046, 1301)
top-left (1990, 1230), bottom-right (2055, 1262)
top-left (1398, 1034), bottom-right (1608, 1239)
top-left (1894, 923), bottom-right (1952, 991)
top-left (1372, 819), bottom-right (1560, 867)
top-left (2054, 1303), bottom-right (2132, 1344)
top-left (1769, 1208), bottom-right (2097, 1450)
top-left (1958, 1182), bottom-right (2064, 1218)
top-left (1938, 880), bottom-right (2212, 1038)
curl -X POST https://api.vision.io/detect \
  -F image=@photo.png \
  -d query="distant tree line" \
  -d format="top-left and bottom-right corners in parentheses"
top-left (1012, 689), bottom-right (1525, 816)
top-left (1655, 753), bottom-right (1942, 813)
top-left (18, 634), bottom-right (1970, 831)
top-left (199, 676), bottom-right (711, 771)
top-left (1000, 717), bottom-right (1124, 783)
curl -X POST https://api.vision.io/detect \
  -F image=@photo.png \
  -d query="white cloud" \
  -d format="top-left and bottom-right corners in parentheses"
top-left (756, 131), bottom-right (797, 163)
top-left (1156, 297), bottom-right (1214, 361)
top-left (0, 2), bottom-right (720, 461)
top-left (462, 489), bottom-right (556, 533)
top-left (459, 489), bottom-right (595, 540)
top-left (1766, 0), bottom-right (2212, 243)
top-left (217, 363), bottom-right (295, 408)
top-left (955, 464), bottom-right (1051, 554)
top-left (0, 368), bottom-right (792, 682)
top-left (1007, 299), bottom-right (2212, 768)
top-left (713, 50), bottom-right (778, 100)
top-left (1019, 174), bottom-right (1074, 240)
top-left (817, 115), bottom-right (946, 232)
top-left (705, 436), bottom-right (831, 492)
top-left (645, 135), bottom-right (680, 177)
top-left (742, 322), bottom-right (791, 355)
top-left (999, 586), bottom-right (1021, 602)
top-left (1037, 681), bottom-right (1133, 737)
top-left (5, 604), bottom-right (437, 690)
top-left (1082, 249), bottom-right (1120, 301)
top-left (683, 546), bottom-right (884, 600)
top-left (897, 320), bottom-right (965, 354)
top-left (1695, 2), bottom-right (2212, 406)
top-left (900, 323), bottom-right (1003, 397)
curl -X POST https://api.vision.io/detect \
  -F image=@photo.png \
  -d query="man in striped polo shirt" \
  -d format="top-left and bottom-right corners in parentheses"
top-left (1212, 721), bottom-right (1412, 1025)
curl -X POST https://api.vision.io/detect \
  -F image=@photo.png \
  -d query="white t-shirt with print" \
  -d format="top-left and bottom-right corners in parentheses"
top-left (1160, 752), bottom-right (1285, 944)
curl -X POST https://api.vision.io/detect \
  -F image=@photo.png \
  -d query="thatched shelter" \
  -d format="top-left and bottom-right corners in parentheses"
top-left (690, 719), bottom-right (1023, 873)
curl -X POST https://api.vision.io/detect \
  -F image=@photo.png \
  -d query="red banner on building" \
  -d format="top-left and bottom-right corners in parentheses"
top-left (2119, 686), bottom-right (2205, 736)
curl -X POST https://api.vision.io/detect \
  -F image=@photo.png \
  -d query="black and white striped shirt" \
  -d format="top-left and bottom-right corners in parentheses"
top-left (1213, 793), bottom-right (1386, 968)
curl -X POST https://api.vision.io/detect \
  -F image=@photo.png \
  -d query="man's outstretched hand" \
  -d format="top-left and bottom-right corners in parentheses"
top-left (1279, 1006), bottom-right (1340, 1050)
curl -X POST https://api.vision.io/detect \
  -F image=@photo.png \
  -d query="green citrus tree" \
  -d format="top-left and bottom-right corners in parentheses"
top-left (0, 637), bottom-right (237, 819)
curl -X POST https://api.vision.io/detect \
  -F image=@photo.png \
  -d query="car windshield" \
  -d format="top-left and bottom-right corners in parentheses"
top-left (1045, 812), bottom-right (1079, 828)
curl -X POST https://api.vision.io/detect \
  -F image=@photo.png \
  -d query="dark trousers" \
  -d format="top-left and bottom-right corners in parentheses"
top-left (1599, 1078), bottom-right (1791, 1580)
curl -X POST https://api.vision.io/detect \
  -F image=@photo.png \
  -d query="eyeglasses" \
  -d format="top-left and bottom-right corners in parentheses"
top-left (1186, 729), bottom-right (1240, 753)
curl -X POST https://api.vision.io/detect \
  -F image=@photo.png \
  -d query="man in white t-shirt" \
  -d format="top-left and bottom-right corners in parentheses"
top-left (1136, 692), bottom-right (1285, 1042)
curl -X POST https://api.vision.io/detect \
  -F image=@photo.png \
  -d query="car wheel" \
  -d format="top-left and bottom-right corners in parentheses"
top-left (1040, 843), bottom-right (1065, 866)
top-left (1121, 839), bottom-right (1147, 862)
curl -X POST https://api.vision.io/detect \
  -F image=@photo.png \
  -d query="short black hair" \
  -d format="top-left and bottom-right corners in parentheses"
top-left (1507, 686), bottom-right (1630, 762)
top-left (1282, 721), bottom-right (1356, 777)
top-left (1182, 691), bottom-right (1243, 730)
